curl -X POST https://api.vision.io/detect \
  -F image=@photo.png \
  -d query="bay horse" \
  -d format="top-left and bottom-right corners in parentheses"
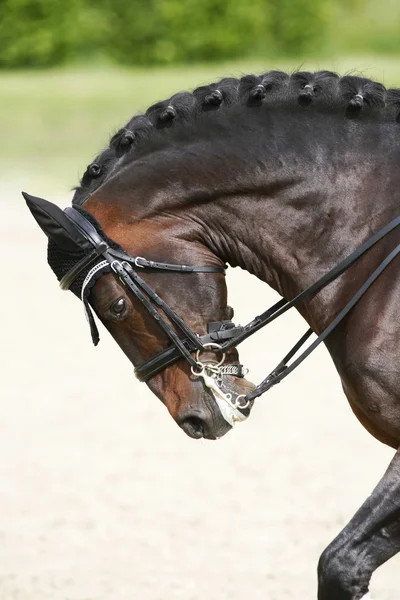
top-left (25, 69), bottom-right (400, 599)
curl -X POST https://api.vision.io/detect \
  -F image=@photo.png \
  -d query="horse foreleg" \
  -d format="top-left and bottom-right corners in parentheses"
top-left (317, 447), bottom-right (400, 600)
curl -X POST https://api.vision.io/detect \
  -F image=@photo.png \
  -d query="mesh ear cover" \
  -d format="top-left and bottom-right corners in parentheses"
top-left (26, 195), bottom-right (126, 344)
top-left (47, 238), bottom-right (111, 345)
top-left (48, 206), bottom-right (125, 345)
top-left (23, 192), bottom-right (91, 253)
top-left (47, 240), bottom-right (97, 298)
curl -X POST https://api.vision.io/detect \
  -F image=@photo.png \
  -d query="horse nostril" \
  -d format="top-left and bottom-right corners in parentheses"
top-left (180, 416), bottom-right (206, 439)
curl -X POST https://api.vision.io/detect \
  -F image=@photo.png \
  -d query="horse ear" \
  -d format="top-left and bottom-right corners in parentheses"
top-left (23, 192), bottom-right (91, 253)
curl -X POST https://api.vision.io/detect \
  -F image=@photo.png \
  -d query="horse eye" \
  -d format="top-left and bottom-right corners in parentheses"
top-left (110, 298), bottom-right (126, 316)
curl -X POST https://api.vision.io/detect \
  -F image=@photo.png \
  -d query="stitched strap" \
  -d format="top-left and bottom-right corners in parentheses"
top-left (107, 248), bottom-right (226, 274)
top-left (134, 325), bottom-right (245, 381)
top-left (220, 364), bottom-right (247, 377)
top-left (135, 257), bottom-right (226, 273)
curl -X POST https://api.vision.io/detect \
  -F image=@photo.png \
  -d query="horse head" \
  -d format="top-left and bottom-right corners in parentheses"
top-left (24, 191), bottom-right (255, 440)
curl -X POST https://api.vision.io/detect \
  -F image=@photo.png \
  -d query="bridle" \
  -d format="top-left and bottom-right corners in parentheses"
top-left (60, 206), bottom-right (400, 421)
top-left (61, 207), bottom-right (251, 422)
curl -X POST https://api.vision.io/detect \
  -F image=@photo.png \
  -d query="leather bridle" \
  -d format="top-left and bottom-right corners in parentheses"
top-left (61, 207), bottom-right (248, 387)
top-left (60, 206), bottom-right (400, 412)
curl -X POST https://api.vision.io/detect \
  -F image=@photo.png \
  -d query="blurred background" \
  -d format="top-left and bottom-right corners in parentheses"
top-left (1, 1), bottom-right (400, 599)
top-left (2, 0), bottom-right (400, 190)
top-left (2, 0), bottom-right (400, 67)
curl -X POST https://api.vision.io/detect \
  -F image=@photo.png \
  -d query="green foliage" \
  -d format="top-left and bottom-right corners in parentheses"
top-left (101, 0), bottom-right (270, 64)
top-left (0, 0), bottom-right (106, 67)
top-left (0, 0), bottom-right (328, 68)
top-left (0, 0), bottom-right (75, 66)
top-left (333, 0), bottom-right (400, 55)
top-left (2, 0), bottom-right (397, 69)
top-left (269, 0), bottom-right (329, 54)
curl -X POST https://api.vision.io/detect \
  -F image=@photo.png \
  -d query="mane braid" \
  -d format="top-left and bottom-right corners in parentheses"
top-left (72, 70), bottom-right (400, 205)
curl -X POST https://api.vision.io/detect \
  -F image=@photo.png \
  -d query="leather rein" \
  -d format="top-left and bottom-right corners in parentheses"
top-left (60, 207), bottom-right (400, 411)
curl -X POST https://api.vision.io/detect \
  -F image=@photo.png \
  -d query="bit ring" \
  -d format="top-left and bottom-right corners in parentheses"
top-left (234, 395), bottom-right (250, 410)
top-left (196, 343), bottom-right (226, 368)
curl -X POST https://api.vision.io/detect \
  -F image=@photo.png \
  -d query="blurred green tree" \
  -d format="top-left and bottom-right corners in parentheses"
top-left (0, 0), bottom-right (105, 67)
top-left (0, 0), bottom-right (74, 66)
top-left (269, 0), bottom-right (329, 54)
top-left (101, 0), bottom-right (270, 64)
top-left (0, 0), bottom-right (379, 68)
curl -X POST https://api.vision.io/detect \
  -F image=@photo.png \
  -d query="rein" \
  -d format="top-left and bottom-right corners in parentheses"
top-left (59, 206), bottom-right (400, 413)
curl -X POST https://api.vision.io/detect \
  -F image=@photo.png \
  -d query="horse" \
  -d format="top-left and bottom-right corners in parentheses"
top-left (25, 69), bottom-right (400, 599)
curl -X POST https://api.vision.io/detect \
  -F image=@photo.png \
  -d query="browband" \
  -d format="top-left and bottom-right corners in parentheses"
top-left (59, 207), bottom-right (226, 291)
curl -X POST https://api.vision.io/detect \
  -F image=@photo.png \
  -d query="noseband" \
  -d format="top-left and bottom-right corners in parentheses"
top-left (59, 206), bottom-right (400, 417)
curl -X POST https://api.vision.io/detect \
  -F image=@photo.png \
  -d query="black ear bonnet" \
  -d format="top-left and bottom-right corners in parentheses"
top-left (47, 207), bottom-right (125, 346)
top-left (24, 192), bottom-right (228, 359)
top-left (24, 192), bottom-right (125, 345)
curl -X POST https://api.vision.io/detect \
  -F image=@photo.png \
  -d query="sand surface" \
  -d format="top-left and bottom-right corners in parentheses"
top-left (1, 181), bottom-right (399, 599)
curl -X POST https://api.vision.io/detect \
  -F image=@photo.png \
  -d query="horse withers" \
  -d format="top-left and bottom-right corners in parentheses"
top-left (26, 69), bottom-right (400, 599)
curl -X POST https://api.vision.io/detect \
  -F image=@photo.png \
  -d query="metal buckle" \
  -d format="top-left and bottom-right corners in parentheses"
top-left (111, 260), bottom-right (122, 274)
top-left (134, 257), bottom-right (146, 268)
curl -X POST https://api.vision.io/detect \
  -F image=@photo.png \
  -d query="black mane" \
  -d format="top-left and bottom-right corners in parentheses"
top-left (72, 70), bottom-right (400, 205)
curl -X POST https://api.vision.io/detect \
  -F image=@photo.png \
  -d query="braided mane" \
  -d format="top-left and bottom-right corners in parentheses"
top-left (73, 70), bottom-right (400, 205)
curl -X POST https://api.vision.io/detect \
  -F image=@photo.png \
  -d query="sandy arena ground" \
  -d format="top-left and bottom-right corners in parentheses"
top-left (1, 180), bottom-right (399, 599)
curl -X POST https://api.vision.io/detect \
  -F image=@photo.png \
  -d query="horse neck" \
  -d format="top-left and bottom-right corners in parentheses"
top-left (186, 125), bottom-right (400, 331)
top-left (91, 112), bottom-right (400, 332)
